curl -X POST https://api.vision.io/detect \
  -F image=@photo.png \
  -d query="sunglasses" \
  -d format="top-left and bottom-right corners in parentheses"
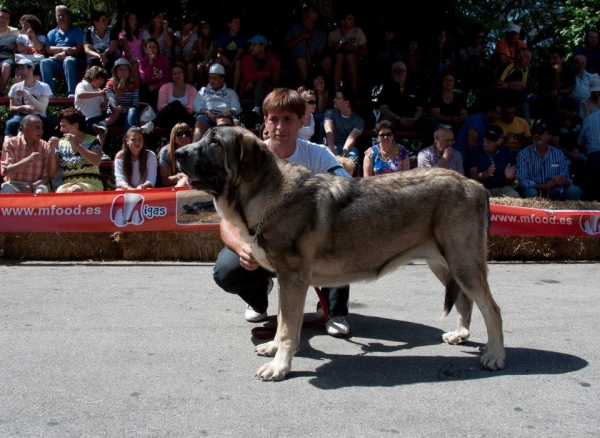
top-left (378, 132), bottom-right (393, 138)
top-left (305, 100), bottom-right (317, 104)
top-left (175, 131), bottom-right (191, 138)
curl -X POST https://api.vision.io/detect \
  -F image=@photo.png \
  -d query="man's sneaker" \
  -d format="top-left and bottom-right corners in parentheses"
top-left (244, 278), bottom-right (273, 322)
top-left (141, 121), bottom-right (154, 134)
top-left (101, 153), bottom-right (112, 161)
top-left (92, 123), bottom-right (107, 134)
top-left (67, 94), bottom-right (75, 99)
top-left (325, 316), bottom-right (350, 337)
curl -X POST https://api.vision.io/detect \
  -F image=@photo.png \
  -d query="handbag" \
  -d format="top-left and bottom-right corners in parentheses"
top-left (139, 104), bottom-right (157, 123)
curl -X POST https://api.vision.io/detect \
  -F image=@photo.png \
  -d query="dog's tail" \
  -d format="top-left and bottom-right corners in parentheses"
top-left (442, 278), bottom-right (462, 317)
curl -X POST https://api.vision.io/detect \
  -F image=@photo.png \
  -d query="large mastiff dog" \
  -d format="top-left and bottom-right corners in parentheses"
top-left (176, 126), bottom-right (506, 381)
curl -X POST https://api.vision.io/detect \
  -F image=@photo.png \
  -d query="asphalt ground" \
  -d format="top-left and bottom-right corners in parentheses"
top-left (1, 261), bottom-right (598, 437)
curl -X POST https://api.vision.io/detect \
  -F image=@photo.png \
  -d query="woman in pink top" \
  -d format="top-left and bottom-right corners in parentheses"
top-left (119, 12), bottom-right (143, 83)
top-left (138, 37), bottom-right (171, 110)
top-left (154, 62), bottom-right (197, 133)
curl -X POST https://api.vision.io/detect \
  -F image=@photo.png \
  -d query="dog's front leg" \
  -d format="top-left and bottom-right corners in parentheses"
top-left (255, 276), bottom-right (308, 381)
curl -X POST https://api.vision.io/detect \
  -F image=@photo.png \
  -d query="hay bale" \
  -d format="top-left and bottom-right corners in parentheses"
top-left (488, 198), bottom-right (600, 261)
top-left (336, 156), bottom-right (356, 176)
top-left (1, 232), bottom-right (121, 261)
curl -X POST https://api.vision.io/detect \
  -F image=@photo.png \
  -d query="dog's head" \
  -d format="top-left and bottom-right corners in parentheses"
top-left (176, 126), bottom-right (272, 196)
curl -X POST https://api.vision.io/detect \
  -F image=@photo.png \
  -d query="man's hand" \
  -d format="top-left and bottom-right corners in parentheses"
top-left (26, 152), bottom-right (42, 164)
top-left (239, 243), bottom-right (260, 271)
top-left (486, 161), bottom-right (496, 178)
top-left (442, 146), bottom-right (454, 160)
top-left (504, 163), bottom-right (516, 180)
top-left (552, 175), bottom-right (569, 187)
top-left (48, 137), bottom-right (60, 150)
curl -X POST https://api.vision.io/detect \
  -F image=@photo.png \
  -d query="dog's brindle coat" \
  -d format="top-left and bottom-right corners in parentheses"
top-left (176, 127), bottom-right (506, 381)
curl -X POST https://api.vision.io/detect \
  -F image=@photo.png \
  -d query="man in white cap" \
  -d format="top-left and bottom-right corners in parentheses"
top-left (4, 58), bottom-right (54, 142)
top-left (192, 63), bottom-right (241, 141)
top-left (494, 23), bottom-right (527, 63)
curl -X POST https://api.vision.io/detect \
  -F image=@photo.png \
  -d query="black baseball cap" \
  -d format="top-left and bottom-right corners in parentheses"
top-left (483, 125), bottom-right (503, 142)
top-left (532, 121), bottom-right (553, 135)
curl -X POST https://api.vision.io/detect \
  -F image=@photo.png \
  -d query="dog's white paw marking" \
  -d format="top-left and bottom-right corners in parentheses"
top-left (255, 341), bottom-right (278, 357)
top-left (255, 361), bottom-right (289, 381)
top-left (442, 328), bottom-right (470, 345)
top-left (480, 345), bottom-right (506, 370)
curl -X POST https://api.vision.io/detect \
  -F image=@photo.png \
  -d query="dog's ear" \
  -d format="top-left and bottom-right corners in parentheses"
top-left (239, 131), bottom-right (270, 182)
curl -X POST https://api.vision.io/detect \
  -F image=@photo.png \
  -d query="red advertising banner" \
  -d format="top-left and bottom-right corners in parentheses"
top-left (0, 189), bottom-right (599, 237)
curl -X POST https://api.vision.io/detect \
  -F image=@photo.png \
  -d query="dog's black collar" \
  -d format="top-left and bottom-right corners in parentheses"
top-left (253, 176), bottom-right (310, 243)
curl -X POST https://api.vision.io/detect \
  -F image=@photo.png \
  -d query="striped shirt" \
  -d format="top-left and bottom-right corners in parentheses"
top-left (516, 144), bottom-right (572, 188)
top-left (106, 79), bottom-right (139, 111)
top-left (578, 110), bottom-right (600, 154)
top-left (1, 135), bottom-right (49, 183)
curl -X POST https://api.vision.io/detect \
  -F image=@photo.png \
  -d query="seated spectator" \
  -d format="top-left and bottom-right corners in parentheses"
top-left (173, 15), bottom-right (199, 85)
top-left (570, 54), bottom-right (594, 115)
top-left (493, 98), bottom-right (532, 156)
top-left (493, 47), bottom-right (532, 122)
top-left (119, 12), bottom-right (143, 82)
top-left (74, 66), bottom-right (110, 141)
top-left (517, 121), bottom-right (581, 200)
top-left (551, 97), bottom-right (585, 189)
top-left (215, 14), bottom-right (246, 93)
top-left (305, 67), bottom-right (329, 141)
top-left (138, 38), bottom-right (171, 111)
top-left (154, 62), bottom-right (197, 134)
top-left (493, 23), bottom-right (527, 64)
top-left (371, 23), bottom-right (403, 84)
top-left (428, 71), bottom-right (467, 134)
top-left (579, 77), bottom-right (600, 119)
top-left (105, 58), bottom-right (143, 137)
top-left (84, 10), bottom-right (119, 73)
top-left (0, 7), bottom-right (20, 95)
top-left (5, 59), bottom-right (54, 141)
top-left (466, 125), bottom-right (519, 198)
top-left (537, 46), bottom-right (576, 119)
top-left (158, 123), bottom-right (191, 187)
top-left (216, 110), bottom-right (235, 126)
top-left (114, 126), bottom-right (157, 190)
top-left (142, 11), bottom-right (174, 60)
top-left (572, 29), bottom-right (599, 74)
top-left (40, 5), bottom-right (85, 98)
top-left (457, 25), bottom-right (492, 93)
top-left (298, 89), bottom-right (317, 141)
top-left (283, 7), bottom-right (330, 85)
top-left (428, 28), bottom-right (455, 90)
top-left (577, 105), bottom-right (600, 201)
top-left (324, 87), bottom-right (364, 167)
top-left (377, 61), bottom-right (438, 145)
top-left (453, 96), bottom-right (501, 163)
top-left (15, 14), bottom-right (46, 73)
top-left (363, 120), bottom-right (410, 176)
top-left (193, 63), bottom-right (241, 141)
top-left (195, 21), bottom-right (217, 87)
top-left (327, 11), bottom-right (368, 93)
top-left (239, 34), bottom-right (280, 123)
top-left (417, 127), bottom-right (463, 174)
top-left (47, 108), bottom-right (104, 192)
top-left (1, 115), bottom-right (50, 194)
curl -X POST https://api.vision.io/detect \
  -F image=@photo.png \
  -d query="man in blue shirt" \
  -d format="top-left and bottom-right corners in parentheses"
top-left (454, 98), bottom-right (501, 163)
top-left (40, 5), bottom-right (85, 97)
top-left (516, 121), bottom-right (581, 200)
top-left (324, 87), bottom-right (363, 168)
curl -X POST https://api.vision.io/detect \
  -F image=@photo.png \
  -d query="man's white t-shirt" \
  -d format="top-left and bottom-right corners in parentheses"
top-left (75, 80), bottom-right (104, 119)
top-left (8, 80), bottom-right (52, 116)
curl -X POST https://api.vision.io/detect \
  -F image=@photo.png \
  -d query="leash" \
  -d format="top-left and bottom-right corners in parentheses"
top-left (251, 286), bottom-right (330, 339)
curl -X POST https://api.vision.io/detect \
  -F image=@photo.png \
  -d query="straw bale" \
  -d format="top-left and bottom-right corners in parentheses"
top-left (336, 156), bottom-right (356, 176)
top-left (0, 232), bottom-right (121, 261)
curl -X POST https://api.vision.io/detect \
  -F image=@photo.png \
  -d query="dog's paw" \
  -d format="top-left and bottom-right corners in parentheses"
top-left (480, 345), bottom-right (507, 371)
top-left (255, 341), bottom-right (279, 357)
top-left (255, 361), bottom-right (290, 381)
top-left (442, 328), bottom-right (470, 345)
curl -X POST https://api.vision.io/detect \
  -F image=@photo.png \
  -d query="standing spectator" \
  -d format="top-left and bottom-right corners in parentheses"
top-left (493, 23), bottom-right (527, 64)
top-left (215, 14), bottom-right (246, 93)
top-left (47, 108), bottom-right (104, 193)
top-left (579, 76), bottom-right (600, 119)
top-left (516, 121), bottom-right (581, 200)
top-left (453, 96), bottom-right (501, 163)
top-left (466, 125), bottom-right (519, 198)
top-left (537, 46), bottom-right (576, 120)
top-left (195, 21), bottom-right (217, 87)
top-left (138, 38), bottom-right (171, 111)
top-left (570, 54), bottom-right (594, 114)
top-left (74, 65), bottom-right (109, 142)
top-left (104, 58), bottom-right (142, 137)
top-left (572, 29), bottom-right (600, 74)
top-left (192, 63), bottom-right (241, 141)
top-left (493, 98), bottom-right (532, 156)
top-left (1, 115), bottom-right (50, 194)
top-left (158, 122), bottom-right (192, 187)
top-left (327, 11), bottom-right (368, 93)
top-left (40, 5), bottom-right (85, 98)
top-left (417, 127), bottom-right (464, 174)
top-left (154, 62), bottom-right (197, 134)
top-left (239, 34), bottom-right (280, 124)
top-left (493, 48), bottom-right (532, 122)
top-left (4, 59), bottom-right (54, 141)
top-left (429, 28), bottom-right (455, 90)
top-left (428, 71), bottom-right (468, 134)
top-left (577, 106), bottom-right (600, 201)
top-left (371, 23), bottom-right (403, 82)
top-left (324, 87), bottom-right (364, 167)
top-left (173, 14), bottom-right (199, 85)
top-left (363, 120), bottom-right (410, 176)
top-left (114, 126), bottom-right (157, 190)
top-left (15, 14), bottom-right (46, 71)
top-left (283, 7), bottom-right (330, 86)
top-left (84, 10), bottom-right (119, 71)
top-left (402, 37), bottom-right (426, 96)
top-left (119, 12), bottom-right (143, 82)
top-left (0, 6), bottom-right (19, 96)
top-left (142, 11), bottom-right (174, 60)
top-left (457, 26), bottom-right (492, 94)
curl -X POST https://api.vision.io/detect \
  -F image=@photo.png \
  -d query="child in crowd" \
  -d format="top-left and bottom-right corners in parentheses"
top-left (173, 15), bottom-right (198, 85)
top-left (114, 126), bottom-right (157, 190)
top-left (195, 21), bottom-right (217, 87)
top-left (142, 11), bottom-right (174, 60)
top-left (105, 58), bottom-right (143, 137)
top-left (15, 14), bottom-right (46, 74)
top-left (119, 12), bottom-right (143, 83)
top-left (74, 66), bottom-right (109, 143)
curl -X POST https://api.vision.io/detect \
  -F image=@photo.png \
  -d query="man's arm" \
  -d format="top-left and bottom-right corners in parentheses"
top-left (323, 119), bottom-right (336, 154)
top-left (467, 128), bottom-right (480, 149)
top-left (220, 218), bottom-right (260, 271)
top-left (341, 128), bottom-right (361, 156)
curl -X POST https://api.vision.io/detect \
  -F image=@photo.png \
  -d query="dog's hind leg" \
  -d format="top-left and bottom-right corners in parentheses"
top-left (255, 273), bottom-right (309, 381)
top-left (427, 260), bottom-right (473, 344)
